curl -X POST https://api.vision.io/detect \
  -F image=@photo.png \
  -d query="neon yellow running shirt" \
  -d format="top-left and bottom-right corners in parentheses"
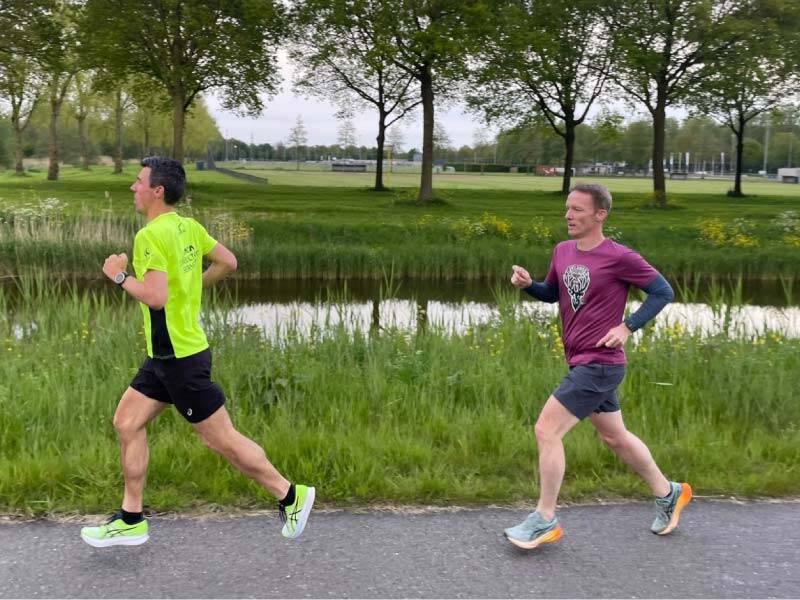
top-left (132, 211), bottom-right (217, 359)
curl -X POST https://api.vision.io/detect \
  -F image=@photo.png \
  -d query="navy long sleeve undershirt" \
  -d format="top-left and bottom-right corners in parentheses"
top-left (523, 280), bottom-right (559, 303)
top-left (623, 273), bottom-right (674, 332)
top-left (522, 273), bottom-right (674, 331)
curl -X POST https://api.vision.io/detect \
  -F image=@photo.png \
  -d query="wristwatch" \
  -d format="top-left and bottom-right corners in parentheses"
top-left (113, 271), bottom-right (130, 286)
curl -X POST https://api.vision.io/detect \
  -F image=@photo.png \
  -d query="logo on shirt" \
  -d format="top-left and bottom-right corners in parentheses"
top-left (563, 264), bottom-right (590, 312)
top-left (181, 244), bottom-right (198, 273)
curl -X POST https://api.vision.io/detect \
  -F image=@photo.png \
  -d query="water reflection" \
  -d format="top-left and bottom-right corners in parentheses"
top-left (224, 299), bottom-right (800, 339)
top-left (219, 276), bottom-right (797, 308)
top-left (3, 275), bottom-right (798, 339)
top-left (0, 275), bottom-right (796, 307)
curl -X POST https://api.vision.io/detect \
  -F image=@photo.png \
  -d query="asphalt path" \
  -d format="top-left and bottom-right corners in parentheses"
top-left (1, 500), bottom-right (798, 598)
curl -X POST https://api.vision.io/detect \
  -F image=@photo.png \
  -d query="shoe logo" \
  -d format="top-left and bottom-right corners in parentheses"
top-left (187, 408), bottom-right (193, 416)
top-left (279, 504), bottom-right (301, 528)
top-left (105, 525), bottom-right (139, 537)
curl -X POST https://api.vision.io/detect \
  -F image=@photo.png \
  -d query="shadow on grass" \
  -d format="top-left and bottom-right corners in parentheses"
top-left (388, 188), bottom-right (454, 207)
top-left (389, 197), bottom-right (452, 208)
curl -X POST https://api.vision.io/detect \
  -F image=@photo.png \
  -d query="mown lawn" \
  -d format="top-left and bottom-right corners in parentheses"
top-left (218, 161), bottom-right (800, 196)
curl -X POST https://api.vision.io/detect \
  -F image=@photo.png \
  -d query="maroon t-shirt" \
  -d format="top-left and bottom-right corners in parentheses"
top-left (545, 238), bottom-right (658, 366)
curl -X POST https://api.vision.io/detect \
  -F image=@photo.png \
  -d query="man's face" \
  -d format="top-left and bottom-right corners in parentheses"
top-left (130, 167), bottom-right (161, 214)
top-left (564, 190), bottom-right (606, 238)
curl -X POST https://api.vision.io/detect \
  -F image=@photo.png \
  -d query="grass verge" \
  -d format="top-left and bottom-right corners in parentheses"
top-left (0, 277), bottom-right (797, 515)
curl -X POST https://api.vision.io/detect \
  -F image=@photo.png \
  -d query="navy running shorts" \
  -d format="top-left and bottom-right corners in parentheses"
top-left (553, 363), bottom-right (626, 420)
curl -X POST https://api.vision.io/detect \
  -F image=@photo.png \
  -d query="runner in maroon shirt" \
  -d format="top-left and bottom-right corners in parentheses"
top-left (504, 183), bottom-right (693, 550)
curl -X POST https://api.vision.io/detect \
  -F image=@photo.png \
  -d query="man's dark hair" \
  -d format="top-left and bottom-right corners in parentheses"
top-left (570, 183), bottom-right (612, 213)
top-left (141, 156), bottom-right (186, 204)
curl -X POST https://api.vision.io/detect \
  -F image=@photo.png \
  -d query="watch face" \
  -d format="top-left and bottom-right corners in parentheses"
top-left (114, 272), bottom-right (126, 284)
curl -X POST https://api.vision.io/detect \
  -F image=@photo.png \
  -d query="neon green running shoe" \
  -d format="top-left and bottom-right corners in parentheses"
top-left (80, 512), bottom-right (149, 547)
top-left (280, 485), bottom-right (315, 539)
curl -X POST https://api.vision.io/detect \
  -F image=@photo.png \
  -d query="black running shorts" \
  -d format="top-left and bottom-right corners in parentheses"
top-left (130, 348), bottom-right (225, 423)
top-left (553, 363), bottom-right (626, 420)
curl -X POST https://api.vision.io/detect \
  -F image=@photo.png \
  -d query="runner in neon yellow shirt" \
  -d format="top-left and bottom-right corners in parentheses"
top-left (81, 157), bottom-right (314, 547)
top-left (132, 211), bottom-right (216, 358)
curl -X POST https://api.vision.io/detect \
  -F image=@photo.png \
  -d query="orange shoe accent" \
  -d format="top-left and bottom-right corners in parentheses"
top-left (657, 482), bottom-right (693, 536)
top-left (507, 524), bottom-right (564, 550)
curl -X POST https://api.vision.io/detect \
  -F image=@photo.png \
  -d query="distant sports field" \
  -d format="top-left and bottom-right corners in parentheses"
top-left (220, 163), bottom-right (800, 196)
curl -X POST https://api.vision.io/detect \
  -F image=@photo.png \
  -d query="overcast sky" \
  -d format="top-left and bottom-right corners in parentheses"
top-left (205, 89), bottom-right (491, 150)
top-left (204, 54), bottom-right (666, 150)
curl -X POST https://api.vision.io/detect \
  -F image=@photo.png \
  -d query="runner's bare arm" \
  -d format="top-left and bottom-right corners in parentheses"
top-left (202, 242), bottom-right (238, 288)
top-left (103, 253), bottom-right (168, 309)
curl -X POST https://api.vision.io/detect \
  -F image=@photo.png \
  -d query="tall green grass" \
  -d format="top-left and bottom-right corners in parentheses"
top-left (0, 277), bottom-right (798, 515)
top-left (2, 210), bottom-right (799, 281)
top-left (1, 167), bottom-right (799, 280)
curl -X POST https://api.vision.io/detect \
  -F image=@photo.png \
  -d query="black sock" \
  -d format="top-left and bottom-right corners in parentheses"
top-left (280, 484), bottom-right (296, 507)
top-left (121, 509), bottom-right (144, 525)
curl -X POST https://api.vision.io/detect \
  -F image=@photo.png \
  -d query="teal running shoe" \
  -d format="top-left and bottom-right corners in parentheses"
top-left (81, 512), bottom-right (149, 547)
top-left (651, 481), bottom-right (693, 535)
top-left (504, 511), bottom-right (564, 550)
top-left (280, 485), bottom-right (315, 539)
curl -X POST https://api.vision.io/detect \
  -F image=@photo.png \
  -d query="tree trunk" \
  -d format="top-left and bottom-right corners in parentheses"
top-left (171, 91), bottom-right (186, 164)
top-left (732, 114), bottom-right (746, 197)
top-left (113, 90), bottom-right (124, 174)
top-left (11, 102), bottom-right (25, 175)
top-left (47, 91), bottom-right (62, 181)
top-left (418, 66), bottom-right (434, 202)
top-left (77, 114), bottom-right (90, 170)
top-left (561, 121), bottom-right (576, 194)
top-left (143, 126), bottom-right (150, 159)
top-left (13, 122), bottom-right (24, 175)
top-left (651, 99), bottom-right (667, 207)
top-left (374, 109), bottom-right (387, 191)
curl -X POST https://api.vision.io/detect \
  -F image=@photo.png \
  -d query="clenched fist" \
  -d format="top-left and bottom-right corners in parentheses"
top-left (103, 253), bottom-right (129, 282)
top-left (510, 265), bottom-right (533, 289)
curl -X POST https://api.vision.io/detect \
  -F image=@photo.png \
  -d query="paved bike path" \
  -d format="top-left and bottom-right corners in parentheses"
top-left (1, 500), bottom-right (797, 598)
